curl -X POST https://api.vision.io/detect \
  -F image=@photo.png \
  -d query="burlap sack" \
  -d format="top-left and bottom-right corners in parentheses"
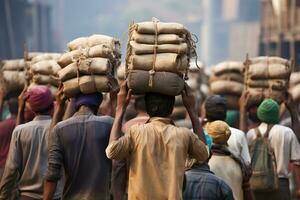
top-left (246, 79), bottom-right (288, 90)
top-left (68, 35), bottom-right (120, 52)
top-left (128, 53), bottom-right (188, 73)
top-left (130, 41), bottom-right (188, 55)
top-left (31, 53), bottom-right (61, 64)
top-left (0, 71), bottom-right (25, 92)
top-left (289, 84), bottom-right (300, 101)
top-left (246, 56), bottom-right (291, 80)
top-left (32, 74), bottom-right (59, 87)
top-left (290, 72), bottom-right (300, 86)
top-left (31, 60), bottom-right (61, 75)
top-left (223, 95), bottom-right (240, 110)
top-left (1, 59), bottom-right (25, 71)
top-left (63, 75), bottom-right (109, 97)
top-left (58, 44), bottom-right (115, 67)
top-left (134, 21), bottom-right (187, 34)
top-left (117, 65), bottom-right (125, 81)
top-left (58, 58), bottom-right (112, 82)
top-left (27, 52), bottom-right (44, 61)
top-left (209, 73), bottom-right (244, 83)
top-left (210, 80), bottom-right (244, 96)
top-left (131, 31), bottom-right (184, 44)
top-left (127, 70), bottom-right (184, 96)
top-left (247, 88), bottom-right (285, 106)
top-left (212, 62), bottom-right (244, 76)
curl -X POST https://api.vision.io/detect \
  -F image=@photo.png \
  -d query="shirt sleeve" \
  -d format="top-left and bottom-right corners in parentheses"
top-left (289, 130), bottom-right (300, 164)
top-left (188, 132), bottom-right (209, 162)
top-left (106, 132), bottom-right (132, 160)
top-left (45, 127), bottom-right (63, 182)
top-left (239, 131), bottom-right (251, 165)
top-left (0, 129), bottom-right (22, 199)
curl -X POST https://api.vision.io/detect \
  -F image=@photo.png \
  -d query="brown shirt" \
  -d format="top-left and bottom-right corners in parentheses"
top-left (106, 117), bottom-right (208, 200)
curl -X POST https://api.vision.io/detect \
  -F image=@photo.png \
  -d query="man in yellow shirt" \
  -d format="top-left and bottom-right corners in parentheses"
top-left (106, 83), bottom-right (208, 200)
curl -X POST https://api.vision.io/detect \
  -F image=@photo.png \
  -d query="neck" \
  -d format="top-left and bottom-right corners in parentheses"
top-left (136, 111), bottom-right (148, 117)
top-left (78, 105), bottom-right (94, 113)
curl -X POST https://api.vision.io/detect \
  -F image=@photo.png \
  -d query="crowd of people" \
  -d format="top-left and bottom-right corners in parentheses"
top-left (0, 75), bottom-right (299, 200)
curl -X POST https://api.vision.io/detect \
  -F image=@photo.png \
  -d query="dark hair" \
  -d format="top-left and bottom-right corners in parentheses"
top-left (204, 95), bottom-right (227, 121)
top-left (7, 98), bottom-right (18, 115)
top-left (144, 93), bottom-right (175, 118)
top-left (36, 103), bottom-right (54, 115)
top-left (134, 95), bottom-right (146, 112)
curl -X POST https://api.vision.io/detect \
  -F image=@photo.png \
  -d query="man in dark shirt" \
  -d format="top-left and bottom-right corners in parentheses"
top-left (44, 92), bottom-right (116, 200)
top-left (0, 98), bottom-right (17, 179)
top-left (184, 160), bottom-right (234, 200)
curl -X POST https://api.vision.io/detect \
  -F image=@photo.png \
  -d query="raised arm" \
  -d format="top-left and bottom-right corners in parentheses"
top-left (285, 94), bottom-right (300, 142)
top-left (16, 86), bottom-right (28, 126)
top-left (182, 84), bottom-right (206, 145)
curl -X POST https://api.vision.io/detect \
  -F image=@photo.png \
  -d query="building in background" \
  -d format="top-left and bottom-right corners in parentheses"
top-left (201, 0), bottom-right (261, 66)
top-left (0, 0), bottom-right (63, 59)
top-left (260, 0), bottom-right (300, 71)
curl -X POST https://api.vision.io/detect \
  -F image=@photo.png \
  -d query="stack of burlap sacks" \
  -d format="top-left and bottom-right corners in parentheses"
top-left (57, 34), bottom-right (121, 97)
top-left (28, 53), bottom-right (62, 94)
top-left (209, 61), bottom-right (244, 109)
top-left (289, 72), bottom-right (300, 101)
top-left (126, 19), bottom-right (196, 96)
top-left (0, 59), bottom-right (26, 93)
top-left (244, 56), bottom-right (291, 106)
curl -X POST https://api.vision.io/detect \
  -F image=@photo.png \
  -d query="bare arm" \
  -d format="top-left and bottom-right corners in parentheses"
top-left (285, 95), bottom-right (300, 142)
top-left (108, 81), bottom-right (131, 144)
top-left (43, 181), bottom-right (57, 200)
top-left (16, 86), bottom-right (28, 126)
top-left (239, 92), bottom-right (249, 133)
top-left (293, 164), bottom-right (300, 199)
top-left (182, 84), bottom-right (206, 145)
top-left (62, 98), bottom-right (75, 120)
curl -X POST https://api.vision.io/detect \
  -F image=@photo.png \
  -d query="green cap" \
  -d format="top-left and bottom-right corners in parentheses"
top-left (257, 99), bottom-right (280, 124)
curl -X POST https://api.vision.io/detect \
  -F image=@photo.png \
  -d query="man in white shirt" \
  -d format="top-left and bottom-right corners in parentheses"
top-left (247, 99), bottom-right (300, 200)
top-left (204, 95), bottom-right (251, 164)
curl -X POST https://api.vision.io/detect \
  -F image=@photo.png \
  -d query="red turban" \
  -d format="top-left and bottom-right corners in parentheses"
top-left (27, 86), bottom-right (54, 112)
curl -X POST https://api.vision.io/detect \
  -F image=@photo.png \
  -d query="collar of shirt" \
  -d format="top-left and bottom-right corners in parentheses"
top-left (74, 110), bottom-right (94, 117)
top-left (146, 117), bottom-right (175, 125)
top-left (190, 163), bottom-right (214, 174)
top-left (33, 115), bottom-right (52, 121)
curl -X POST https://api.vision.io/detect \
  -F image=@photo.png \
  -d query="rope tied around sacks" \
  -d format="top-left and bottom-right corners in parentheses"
top-left (149, 17), bottom-right (159, 87)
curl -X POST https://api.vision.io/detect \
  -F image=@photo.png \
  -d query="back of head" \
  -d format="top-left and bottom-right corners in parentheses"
top-left (206, 120), bottom-right (231, 146)
top-left (27, 85), bottom-right (54, 114)
top-left (205, 95), bottom-right (227, 121)
top-left (7, 97), bottom-right (18, 116)
top-left (134, 95), bottom-right (146, 113)
top-left (74, 92), bottom-right (103, 114)
top-left (257, 99), bottom-right (279, 124)
top-left (144, 93), bottom-right (175, 118)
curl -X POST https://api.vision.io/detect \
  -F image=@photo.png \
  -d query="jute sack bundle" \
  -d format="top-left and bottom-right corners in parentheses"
top-left (289, 84), bottom-right (300, 101)
top-left (246, 56), bottom-right (291, 80)
top-left (247, 88), bottom-right (285, 106)
top-left (128, 53), bottom-right (188, 73)
top-left (223, 95), bottom-right (240, 110)
top-left (27, 52), bottom-right (44, 61)
top-left (130, 41), bottom-right (188, 55)
top-left (58, 58), bottom-right (112, 82)
top-left (131, 31), bottom-right (184, 44)
top-left (31, 60), bottom-right (61, 75)
top-left (209, 73), bottom-right (244, 83)
top-left (63, 75), bottom-right (109, 97)
top-left (212, 61), bottom-right (244, 76)
top-left (117, 65), bottom-right (125, 81)
top-left (58, 45), bottom-right (115, 67)
top-left (67, 34), bottom-right (120, 53)
top-left (1, 59), bottom-right (25, 71)
top-left (0, 71), bottom-right (25, 92)
top-left (127, 70), bottom-right (184, 96)
top-left (210, 80), bottom-right (244, 96)
top-left (31, 53), bottom-right (61, 64)
top-left (32, 74), bottom-right (59, 87)
top-left (290, 72), bottom-right (300, 86)
top-left (133, 21), bottom-right (187, 35)
top-left (246, 79), bottom-right (287, 90)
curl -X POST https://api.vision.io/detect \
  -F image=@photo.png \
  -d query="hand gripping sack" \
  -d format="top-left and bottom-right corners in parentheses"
top-left (250, 125), bottom-right (279, 192)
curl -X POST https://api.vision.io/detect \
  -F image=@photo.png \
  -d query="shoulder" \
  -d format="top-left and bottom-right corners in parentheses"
top-left (13, 120), bottom-right (35, 132)
top-left (229, 127), bottom-right (245, 137)
top-left (94, 115), bottom-right (114, 125)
